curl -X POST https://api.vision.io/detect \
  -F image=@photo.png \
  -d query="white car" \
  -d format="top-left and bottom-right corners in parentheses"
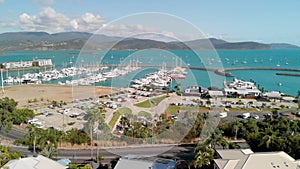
top-left (252, 114), bottom-right (259, 119)
top-left (219, 112), bottom-right (228, 118)
top-left (27, 118), bottom-right (39, 124)
top-left (242, 113), bottom-right (251, 119)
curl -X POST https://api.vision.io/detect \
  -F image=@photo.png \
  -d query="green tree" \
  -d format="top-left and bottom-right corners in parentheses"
top-left (191, 147), bottom-right (214, 169)
top-left (202, 129), bottom-right (229, 149)
top-left (12, 109), bottom-right (35, 125)
top-left (0, 97), bottom-right (18, 132)
top-left (25, 124), bottom-right (39, 154)
top-left (0, 145), bottom-right (21, 167)
top-left (40, 145), bottom-right (58, 159)
top-left (66, 128), bottom-right (90, 145)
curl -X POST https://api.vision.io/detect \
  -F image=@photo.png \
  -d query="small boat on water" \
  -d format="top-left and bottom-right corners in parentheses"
top-left (276, 62), bottom-right (280, 67)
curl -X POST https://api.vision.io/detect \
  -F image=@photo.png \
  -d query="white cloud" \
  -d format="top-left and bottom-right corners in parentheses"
top-left (0, 0), bottom-right (4, 3)
top-left (17, 7), bottom-right (105, 33)
top-left (72, 13), bottom-right (105, 32)
top-left (9, 7), bottom-right (198, 42)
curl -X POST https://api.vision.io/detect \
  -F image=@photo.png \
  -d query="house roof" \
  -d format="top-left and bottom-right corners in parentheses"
top-left (114, 156), bottom-right (177, 169)
top-left (214, 149), bottom-right (300, 169)
top-left (3, 155), bottom-right (66, 169)
top-left (216, 149), bottom-right (253, 159)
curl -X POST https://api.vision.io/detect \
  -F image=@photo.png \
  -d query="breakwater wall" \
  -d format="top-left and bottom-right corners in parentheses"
top-left (103, 64), bottom-right (300, 77)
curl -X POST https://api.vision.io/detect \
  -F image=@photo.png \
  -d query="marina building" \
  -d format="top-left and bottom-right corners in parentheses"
top-left (223, 78), bottom-right (261, 98)
top-left (2, 59), bottom-right (53, 69)
top-left (2, 61), bottom-right (32, 69)
top-left (32, 59), bottom-right (53, 67)
top-left (183, 86), bottom-right (208, 96)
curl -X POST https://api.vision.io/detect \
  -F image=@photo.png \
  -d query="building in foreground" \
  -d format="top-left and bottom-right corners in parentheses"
top-left (2, 155), bottom-right (66, 169)
top-left (114, 155), bottom-right (181, 169)
top-left (214, 149), bottom-right (300, 169)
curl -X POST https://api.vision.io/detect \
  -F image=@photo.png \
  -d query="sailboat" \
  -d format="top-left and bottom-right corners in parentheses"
top-left (276, 62), bottom-right (280, 67)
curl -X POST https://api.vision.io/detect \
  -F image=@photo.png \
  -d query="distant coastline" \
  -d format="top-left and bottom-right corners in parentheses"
top-left (0, 31), bottom-right (299, 51)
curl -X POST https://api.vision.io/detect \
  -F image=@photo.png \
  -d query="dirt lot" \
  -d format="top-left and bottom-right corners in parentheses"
top-left (3, 85), bottom-right (116, 108)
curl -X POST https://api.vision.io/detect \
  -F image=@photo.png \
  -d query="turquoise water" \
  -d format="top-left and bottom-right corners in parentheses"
top-left (1, 49), bottom-right (300, 96)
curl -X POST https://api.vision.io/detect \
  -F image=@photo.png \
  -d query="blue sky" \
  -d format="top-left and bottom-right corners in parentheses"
top-left (0, 0), bottom-right (300, 45)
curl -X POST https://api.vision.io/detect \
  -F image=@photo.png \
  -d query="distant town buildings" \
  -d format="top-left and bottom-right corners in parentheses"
top-left (2, 59), bottom-right (53, 69)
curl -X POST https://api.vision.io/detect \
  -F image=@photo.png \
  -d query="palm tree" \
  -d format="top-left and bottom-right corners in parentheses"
top-left (232, 120), bottom-right (243, 140)
top-left (40, 145), bottom-right (58, 159)
top-left (202, 129), bottom-right (229, 149)
top-left (258, 126), bottom-right (278, 151)
top-left (192, 147), bottom-right (214, 169)
top-left (0, 145), bottom-right (21, 167)
top-left (26, 124), bottom-right (38, 154)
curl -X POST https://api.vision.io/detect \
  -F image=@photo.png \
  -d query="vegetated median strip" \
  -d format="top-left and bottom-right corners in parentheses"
top-left (108, 111), bottom-right (121, 129)
top-left (108, 107), bottom-right (133, 129)
top-left (134, 95), bottom-right (169, 108)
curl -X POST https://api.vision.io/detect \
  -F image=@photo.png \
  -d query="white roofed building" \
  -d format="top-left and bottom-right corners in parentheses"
top-left (214, 149), bottom-right (300, 169)
top-left (114, 155), bottom-right (178, 169)
top-left (223, 78), bottom-right (261, 98)
top-left (2, 155), bottom-right (66, 169)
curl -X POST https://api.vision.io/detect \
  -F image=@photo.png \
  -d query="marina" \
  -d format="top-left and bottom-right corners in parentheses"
top-left (0, 49), bottom-right (300, 95)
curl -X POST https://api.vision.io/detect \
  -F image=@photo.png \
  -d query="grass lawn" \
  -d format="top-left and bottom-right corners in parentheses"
top-left (117, 107), bottom-right (133, 116)
top-left (138, 111), bottom-right (152, 119)
top-left (166, 105), bottom-right (210, 114)
top-left (135, 95), bottom-right (168, 108)
top-left (108, 107), bottom-right (133, 129)
top-left (108, 111), bottom-right (121, 129)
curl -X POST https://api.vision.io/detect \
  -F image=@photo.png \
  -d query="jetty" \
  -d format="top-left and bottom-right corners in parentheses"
top-left (102, 64), bottom-right (300, 77)
top-left (276, 72), bottom-right (300, 77)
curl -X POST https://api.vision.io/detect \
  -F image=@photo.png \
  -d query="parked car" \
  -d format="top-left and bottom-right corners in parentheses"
top-left (219, 112), bottom-right (228, 118)
top-left (251, 114), bottom-right (259, 119)
top-left (242, 113), bottom-right (251, 119)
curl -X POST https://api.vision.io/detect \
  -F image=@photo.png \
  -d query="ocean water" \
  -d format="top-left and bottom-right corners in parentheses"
top-left (1, 49), bottom-right (300, 96)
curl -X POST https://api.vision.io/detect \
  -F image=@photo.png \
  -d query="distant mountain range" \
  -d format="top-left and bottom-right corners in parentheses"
top-left (0, 31), bottom-right (298, 51)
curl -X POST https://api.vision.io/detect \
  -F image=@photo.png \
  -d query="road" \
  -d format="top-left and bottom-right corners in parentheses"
top-left (1, 126), bottom-right (195, 163)
top-left (0, 126), bottom-right (26, 140)
top-left (9, 144), bottom-right (195, 164)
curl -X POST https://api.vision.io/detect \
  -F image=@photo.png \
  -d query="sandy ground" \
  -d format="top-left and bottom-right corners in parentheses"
top-left (2, 85), bottom-right (116, 108)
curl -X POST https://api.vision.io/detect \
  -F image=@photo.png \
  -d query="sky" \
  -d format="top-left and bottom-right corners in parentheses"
top-left (1, 0), bottom-right (300, 45)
